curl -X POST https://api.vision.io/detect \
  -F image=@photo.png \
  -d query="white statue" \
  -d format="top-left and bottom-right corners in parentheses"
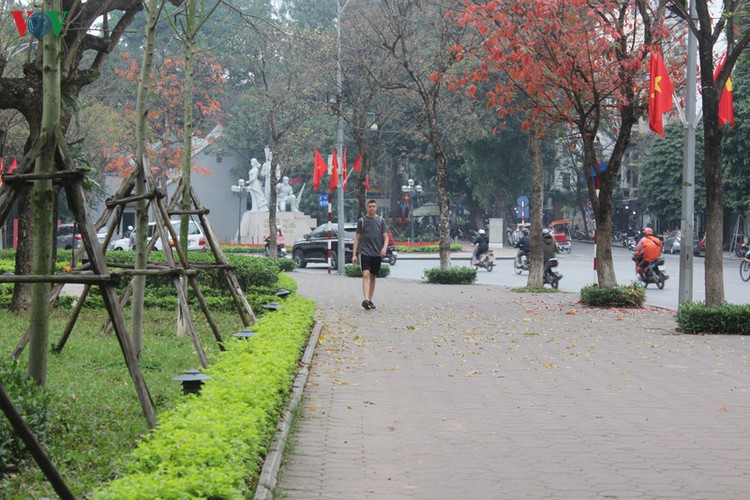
top-left (276, 176), bottom-right (299, 212)
top-left (262, 146), bottom-right (272, 203)
top-left (248, 158), bottom-right (268, 211)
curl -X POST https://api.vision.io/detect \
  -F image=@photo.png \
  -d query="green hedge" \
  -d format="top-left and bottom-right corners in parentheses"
top-left (423, 266), bottom-right (476, 284)
top-left (579, 283), bottom-right (645, 308)
top-left (95, 294), bottom-right (315, 499)
top-left (395, 243), bottom-right (462, 253)
top-left (221, 245), bottom-right (265, 254)
top-left (677, 302), bottom-right (750, 334)
top-left (0, 252), bottom-right (293, 317)
top-left (343, 264), bottom-right (390, 278)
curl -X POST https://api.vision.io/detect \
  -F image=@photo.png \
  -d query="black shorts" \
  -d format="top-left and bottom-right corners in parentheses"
top-left (360, 255), bottom-right (382, 274)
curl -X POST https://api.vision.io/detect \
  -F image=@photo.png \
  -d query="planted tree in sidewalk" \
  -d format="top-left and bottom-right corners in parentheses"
top-left (453, 0), bottom-right (668, 287)
top-left (28, 4), bottom-right (63, 385)
top-left (221, 9), bottom-right (330, 253)
top-left (674, 0), bottom-right (750, 305)
top-left (364, 0), bottom-right (467, 270)
top-left (131, 0), bottom-right (161, 358)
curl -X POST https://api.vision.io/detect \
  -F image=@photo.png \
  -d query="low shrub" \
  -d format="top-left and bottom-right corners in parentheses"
top-left (511, 287), bottom-right (559, 293)
top-left (676, 302), bottom-right (750, 334)
top-left (0, 358), bottom-right (51, 477)
top-left (423, 266), bottom-right (476, 284)
top-left (579, 283), bottom-right (645, 308)
top-left (95, 294), bottom-right (316, 498)
top-left (343, 264), bottom-right (390, 278)
top-left (221, 244), bottom-right (264, 254)
top-left (274, 258), bottom-right (296, 273)
top-left (395, 243), bottom-right (463, 253)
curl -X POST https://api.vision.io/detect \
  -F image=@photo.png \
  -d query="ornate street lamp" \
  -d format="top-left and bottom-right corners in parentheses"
top-left (230, 179), bottom-right (251, 244)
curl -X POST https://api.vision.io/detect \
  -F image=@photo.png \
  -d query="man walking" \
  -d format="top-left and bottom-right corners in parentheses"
top-left (352, 199), bottom-right (389, 310)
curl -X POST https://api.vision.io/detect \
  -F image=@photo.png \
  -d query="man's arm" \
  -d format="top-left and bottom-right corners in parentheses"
top-left (352, 233), bottom-right (360, 263)
top-left (381, 231), bottom-right (389, 257)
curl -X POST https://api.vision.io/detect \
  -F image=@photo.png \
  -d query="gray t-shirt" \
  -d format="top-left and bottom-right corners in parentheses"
top-left (356, 216), bottom-right (387, 257)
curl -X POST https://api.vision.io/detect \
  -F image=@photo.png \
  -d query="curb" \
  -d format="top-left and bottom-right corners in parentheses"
top-left (254, 320), bottom-right (323, 500)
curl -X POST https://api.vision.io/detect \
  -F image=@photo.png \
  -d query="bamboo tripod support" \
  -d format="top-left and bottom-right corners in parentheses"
top-left (1, 127), bottom-right (257, 429)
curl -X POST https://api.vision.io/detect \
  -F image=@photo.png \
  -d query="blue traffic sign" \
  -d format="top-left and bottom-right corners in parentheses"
top-left (319, 194), bottom-right (329, 207)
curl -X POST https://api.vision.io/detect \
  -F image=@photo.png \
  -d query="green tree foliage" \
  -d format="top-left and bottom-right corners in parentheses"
top-left (640, 121), bottom-right (705, 228)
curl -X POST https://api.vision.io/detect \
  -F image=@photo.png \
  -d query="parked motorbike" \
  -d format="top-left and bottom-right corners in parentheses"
top-left (632, 254), bottom-right (668, 289)
top-left (471, 249), bottom-right (495, 271)
top-left (386, 242), bottom-right (398, 265)
top-left (263, 236), bottom-right (287, 258)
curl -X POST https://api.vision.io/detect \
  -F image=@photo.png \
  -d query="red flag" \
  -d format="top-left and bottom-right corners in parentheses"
top-left (0, 158), bottom-right (4, 187)
top-left (8, 158), bottom-right (17, 173)
top-left (313, 148), bottom-right (327, 190)
top-left (714, 56), bottom-right (735, 127)
top-left (649, 49), bottom-right (674, 138)
top-left (352, 155), bottom-right (362, 173)
top-left (365, 174), bottom-right (370, 191)
top-left (330, 148), bottom-right (339, 192)
top-left (342, 146), bottom-right (348, 190)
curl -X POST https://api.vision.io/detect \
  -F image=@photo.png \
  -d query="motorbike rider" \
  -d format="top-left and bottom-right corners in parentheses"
top-left (635, 227), bottom-right (663, 277)
top-left (473, 229), bottom-right (490, 263)
top-left (542, 228), bottom-right (557, 272)
top-left (515, 228), bottom-right (531, 266)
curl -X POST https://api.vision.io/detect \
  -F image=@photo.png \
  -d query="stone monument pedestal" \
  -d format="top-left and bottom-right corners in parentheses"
top-left (240, 211), bottom-right (317, 246)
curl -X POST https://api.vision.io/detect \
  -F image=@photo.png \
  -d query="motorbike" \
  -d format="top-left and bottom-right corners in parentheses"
top-left (734, 242), bottom-right (748, 258)
top-left (624, 236), bottom-right (637, 251)
top-left (514, 254), bottom-right (561, 288)
top-left (263, 236), bottom-right (287, 258)
top-left (514, 252), bottom-right (530, 274)
top-left (632, 254), bottom-right (668, 289)
top-left (471, 248), bottom-right (495, 271)
top-left (386, 242), bottom-right (398, 265)
top-left (543, 258), bottom-right (563, 289)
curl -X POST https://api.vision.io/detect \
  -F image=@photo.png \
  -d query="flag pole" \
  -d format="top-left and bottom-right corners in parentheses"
top-left (678, 0), bottom-right (697, 306)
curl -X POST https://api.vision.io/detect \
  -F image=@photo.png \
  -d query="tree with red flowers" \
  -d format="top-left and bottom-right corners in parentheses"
top-left (452, 0), bottom-right (669, 286)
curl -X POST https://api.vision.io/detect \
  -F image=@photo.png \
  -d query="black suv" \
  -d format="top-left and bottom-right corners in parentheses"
top-left (292, 223), bottom-right (356, 270)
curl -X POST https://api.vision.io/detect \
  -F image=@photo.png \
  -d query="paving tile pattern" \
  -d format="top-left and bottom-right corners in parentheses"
top-left (275, 273), bottom-right (750, 499)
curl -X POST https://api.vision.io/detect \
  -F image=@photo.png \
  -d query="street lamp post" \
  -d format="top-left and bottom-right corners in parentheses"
top-left (230, 179), bottom-right (251, 244)
top-left (401, 179), bottom-right (422, 243)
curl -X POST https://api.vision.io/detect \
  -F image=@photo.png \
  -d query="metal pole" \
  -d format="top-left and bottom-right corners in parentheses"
top-left (679, 0), bottom-right (697, 306)
top-left (237, 192), bottom-right (242, 244)
top-left (336, 0), bottom-right (346, 274)
top-left (410, 201), bottom-right (414, 242)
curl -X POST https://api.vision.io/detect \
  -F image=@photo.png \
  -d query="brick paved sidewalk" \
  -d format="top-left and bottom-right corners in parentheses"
top-left (275, 273), bottom-right (750, 499)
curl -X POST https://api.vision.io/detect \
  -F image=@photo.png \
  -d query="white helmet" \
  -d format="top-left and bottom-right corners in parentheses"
top-left (478, 229), bottom-right (486, 235)
top-left (542, 228), bottom-right (551, 235)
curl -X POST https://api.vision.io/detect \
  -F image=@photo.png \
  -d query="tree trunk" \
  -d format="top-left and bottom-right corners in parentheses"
top-left (433, 136), bottom-right (451, 269)
top-left (528, 132), bottom-right (544, 288)
top-left (703, 121), bottom-right (725, 305)
top-left (28, 3), bottom-right (62, 385)
top-left (131, 0), bottom-right (160, 360)
top-left (11, 190), bottom-right (33, 313)
top-left (180, 38), bottom-right (195, 256)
